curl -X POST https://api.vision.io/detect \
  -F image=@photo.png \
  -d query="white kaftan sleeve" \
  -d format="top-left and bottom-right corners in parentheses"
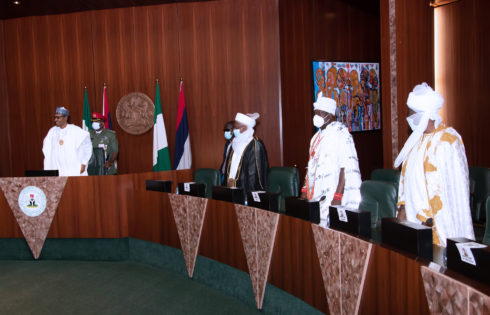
top-left (77, 132), bottom-right (93, 166)
top-left (42, 128), bottom-right (54, 170)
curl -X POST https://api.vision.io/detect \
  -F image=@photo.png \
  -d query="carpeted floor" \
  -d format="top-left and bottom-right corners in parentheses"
top-left (0, 260), bottom-right (262, 314)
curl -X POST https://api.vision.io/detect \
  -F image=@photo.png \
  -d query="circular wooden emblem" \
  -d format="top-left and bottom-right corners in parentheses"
top-left (116, 92), bottom-right (155, 135)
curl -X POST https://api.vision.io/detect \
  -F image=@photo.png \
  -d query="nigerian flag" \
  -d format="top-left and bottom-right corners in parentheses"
top-left (153, 81), bottom-right (172, 171)
top-left (82, 87), bottom-right (92, 131)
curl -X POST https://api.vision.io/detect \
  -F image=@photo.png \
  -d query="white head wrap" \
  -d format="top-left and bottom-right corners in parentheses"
top-left (313, 92), bottom-right (336, 115)
top-left (394, 83), bottom-right (444, 167)
top-left (232, 112), bottom-right (259, 153)
top-left (235, 112), bottom-right (259, 128)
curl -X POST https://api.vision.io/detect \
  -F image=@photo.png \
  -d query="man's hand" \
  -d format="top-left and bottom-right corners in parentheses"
top-left (331, 198), bottom-right (341, 206)
top-left (301, 191), bottom-right (307, 199)
top-left (104, 161), bottom-right (112, 168)
top-left (80, 164), bottom-right (86, 174)
top-left (396, 205), bottom-right (407, 220)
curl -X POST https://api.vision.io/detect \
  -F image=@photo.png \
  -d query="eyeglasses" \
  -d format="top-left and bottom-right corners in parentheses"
top-left (54, 116), bottom-right (65, 120)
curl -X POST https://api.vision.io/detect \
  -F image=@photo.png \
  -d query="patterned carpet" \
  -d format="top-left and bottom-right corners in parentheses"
top-left (0, 260), bottom-right (262, 315)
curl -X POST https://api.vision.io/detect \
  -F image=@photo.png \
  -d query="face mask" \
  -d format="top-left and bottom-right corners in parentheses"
top-left (224, 131), bottom-right (232, 140)
top-left (313, 115), bottom-right (325, 128)
top-left (233, 129), bottom-right (241, 138)
top-left (92, 122), bottom-right (101, 130)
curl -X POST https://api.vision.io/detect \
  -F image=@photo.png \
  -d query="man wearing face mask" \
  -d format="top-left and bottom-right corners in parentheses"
top-left (43, 107), bottom-right (93, 176)
top-left (219, 121), bottom-right (235, 184)
top-left (89, 112), bottom-right (119, 175)
top-left (224, 112), bottom-right (269, 193)
top-left (301, 92), bottom-right (361, 227)
top-left (395, 83), bottom-right (474, 247)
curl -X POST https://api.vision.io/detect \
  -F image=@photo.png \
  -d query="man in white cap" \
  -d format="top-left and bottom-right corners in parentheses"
top-left (301, 92), bottom-right (362, 227)
top-left (224, 112), bottom-right (269, 193)
top-left (395, 83), bottom-right (474, 247)
top-left (42, 107), bottom-right (93, 176)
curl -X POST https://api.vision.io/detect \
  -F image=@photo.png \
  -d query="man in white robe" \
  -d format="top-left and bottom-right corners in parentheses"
top-left (302, 93), bottom-right (362, 227)
top-left (395, 83), bottom-right (474, 247)
top-left (42, 107), bottom-right (92, 176)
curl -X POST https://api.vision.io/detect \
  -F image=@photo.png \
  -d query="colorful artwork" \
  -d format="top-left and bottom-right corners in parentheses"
top-left (313, 61), bottom-right (381, 132)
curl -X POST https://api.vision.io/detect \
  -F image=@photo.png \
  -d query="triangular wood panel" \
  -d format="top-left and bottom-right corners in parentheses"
top-left (0, 177), bottom-right (67, 259)
top-left (312, 225), bottom-right (372, 315)
top-left (235, 204), bottom-right (279, 309)
top-left (421, 266), bottom-right (469, 314)
top-left (339, 233), bottom-right (372, 315)
top-left (169, 194), bottom-right (208, 278)
top-left (311, 224), bottom-right (341, 315)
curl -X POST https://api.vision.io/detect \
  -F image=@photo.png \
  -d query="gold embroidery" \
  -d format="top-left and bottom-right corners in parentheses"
top-left (432, 226), bottom-right (440, 245)
top-left (416, 213), bottom-right (429, 222)
top-left (429, 195), bottom-right (443, 216)
top-left (441, 132), bottom-right (458, 144)
top-left (401, 159), bottom-right (408, 177)
top-left (423, 156), bottom-right (437, 172)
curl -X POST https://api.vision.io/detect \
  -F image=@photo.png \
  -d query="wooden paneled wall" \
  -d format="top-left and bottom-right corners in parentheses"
top-left (279, 0), bottom-right (382, 180)
top-left (0, 20), bottom-right (11, 176)
top-left (0, 0), bottom-right (281, 176)
top-left (380, 0), bottom-right (434, 168)
top-left (435, 0), bottom-right (490, 167)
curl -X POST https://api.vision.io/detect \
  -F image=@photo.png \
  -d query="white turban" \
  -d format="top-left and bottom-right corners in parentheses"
top-left (394, 83), bottom-right (444, 167)
top-left (313, 92), bottom-right (336, 115)
top-left (235, 112), bottom-right (260, 128)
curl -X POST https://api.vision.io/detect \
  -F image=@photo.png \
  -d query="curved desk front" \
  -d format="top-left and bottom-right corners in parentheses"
top-left (0, 170), bottom-right (488, 314)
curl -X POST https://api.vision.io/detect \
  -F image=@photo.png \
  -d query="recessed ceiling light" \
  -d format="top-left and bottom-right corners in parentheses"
top-left (13, 1), bottom-right (21, 5)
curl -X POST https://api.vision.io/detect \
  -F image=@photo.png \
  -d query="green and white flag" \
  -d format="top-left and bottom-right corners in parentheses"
top-left (153, 81), bottom-right (172, 171)
top-left (82, 87), bottom-right (92, 131)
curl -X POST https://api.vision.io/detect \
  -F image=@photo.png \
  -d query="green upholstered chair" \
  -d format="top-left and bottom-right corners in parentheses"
top-left (194, 168), bottom-right (220, 199)
top-left (483, 197), bottom-right (490, 245)
top-left (371, 169), bottom-right (401, 189)
top-left (267, 167), bottom-right (300, 213)
top-left (359, 180), bottom-right (397, 228)
top-left (469, 166), bottom-right (490, 222)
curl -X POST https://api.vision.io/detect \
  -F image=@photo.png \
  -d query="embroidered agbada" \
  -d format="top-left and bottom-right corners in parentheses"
top-left (305, 121), bottom-right (362, 226)
top-left (397, 124), bottom-right (475, 246)
top-left (43, 124), bottom-right (92, 176)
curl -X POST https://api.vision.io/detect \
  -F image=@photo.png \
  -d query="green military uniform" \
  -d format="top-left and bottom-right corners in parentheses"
top-left (89, 129), bottom-right (118, 175)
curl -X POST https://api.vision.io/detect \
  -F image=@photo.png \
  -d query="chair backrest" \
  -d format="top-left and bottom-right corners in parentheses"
top-left (194, 168), bottom-right (221, 199)
top-left (267, 167), bottom-right (300, 213)
top-left (469, 166), bottom-right (490, 222)
top-left (371, 169), bottom-right (400, 185)
top-left (483, 197), bottom-right (490, 246)
top-left (359, 180), bottom-right (397, 228)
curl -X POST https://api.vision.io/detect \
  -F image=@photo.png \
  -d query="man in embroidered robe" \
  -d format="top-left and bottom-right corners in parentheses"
top-left (224, 112), bottom-right (269, 194)
top-left (42, 107), bottom-right (92, 176)
top-left (395, 83), bottom-right (474, 247)
top-left (301, 92), bottom-right (362, 227)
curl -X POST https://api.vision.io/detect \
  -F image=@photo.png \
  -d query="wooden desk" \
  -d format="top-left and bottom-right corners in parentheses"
top-left (0, 170), bottom-right (488, 314)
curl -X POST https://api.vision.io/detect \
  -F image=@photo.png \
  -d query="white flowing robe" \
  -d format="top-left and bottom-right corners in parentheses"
top-left (397, 124), bottom-right (475, 247)
top-left (305, 122), bottom-right (362, 226)
top-left (42, 124), bottom-right (92, 176)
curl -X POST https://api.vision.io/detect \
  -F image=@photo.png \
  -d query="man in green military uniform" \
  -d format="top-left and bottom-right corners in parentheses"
top-left (89, 112), bottom-right (119, 175)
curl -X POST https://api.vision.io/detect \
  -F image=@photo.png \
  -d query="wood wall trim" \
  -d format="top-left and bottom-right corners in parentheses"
top-left (0, 20), bottom-right (13, 176)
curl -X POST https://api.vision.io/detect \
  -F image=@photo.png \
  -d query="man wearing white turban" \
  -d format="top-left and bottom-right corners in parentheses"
top-left (224, 112), bottom-right (269, 193)
top-left (302, 92), bottom-right (362, 227)
top-left (395, 83), bottom-right (474, 247)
